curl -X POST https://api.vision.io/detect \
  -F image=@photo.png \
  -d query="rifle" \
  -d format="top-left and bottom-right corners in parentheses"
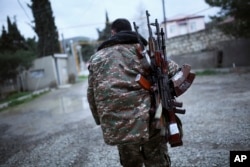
top-left (151, 17), bottom-right (183, 147)
top-left (134, 10), bottom-right (195, 147)
top-left (133, 22), bottom-right (151, 71)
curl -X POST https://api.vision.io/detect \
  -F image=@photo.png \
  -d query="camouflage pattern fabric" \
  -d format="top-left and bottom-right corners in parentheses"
top-left (88, 44), bottom-right (151, 145)
top-left (118, 128), bottom-right (171, 167)
top-left (87, 43), bottom-right (179, 146)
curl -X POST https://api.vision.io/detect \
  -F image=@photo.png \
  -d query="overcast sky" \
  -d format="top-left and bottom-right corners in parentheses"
top-left (0, 0), bottom-right (220, 40)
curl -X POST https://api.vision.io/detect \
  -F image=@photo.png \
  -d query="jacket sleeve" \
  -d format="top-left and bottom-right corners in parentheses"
top-left (87, 65), bottom-right (100, 125)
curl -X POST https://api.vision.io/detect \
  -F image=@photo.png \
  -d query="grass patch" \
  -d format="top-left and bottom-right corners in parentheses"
top-left (77, 75), bottom-right (88, 82)
top-left (0, 91), bottom-right (49, 112)
top-left (9, 92), bottom-right (47, 106)
top-left (8, 97), bottom-right (32, 107)
top-left (0, 91), bottom-right (31, 104)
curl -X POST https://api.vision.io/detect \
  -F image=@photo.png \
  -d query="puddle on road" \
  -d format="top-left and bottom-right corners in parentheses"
top-left (55, 96), bottom-right (90, 116)
top-left (0, 93), bottom-right (92, 137)
top-left (47, 94), bottom-right (92, 122)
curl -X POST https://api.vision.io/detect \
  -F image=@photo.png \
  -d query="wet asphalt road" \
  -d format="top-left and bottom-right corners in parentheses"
top-left (0, 71), bottom-right (250, 167)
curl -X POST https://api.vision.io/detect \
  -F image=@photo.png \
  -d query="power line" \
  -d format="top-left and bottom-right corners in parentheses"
top-left (59, 22), bottom-right (105, 30)
top-left (189, 7), bottom-right (214, 16)
top-left (17, 0), bottom-right (32, 22)
top-left (59, 7), bottom-right (216, 31)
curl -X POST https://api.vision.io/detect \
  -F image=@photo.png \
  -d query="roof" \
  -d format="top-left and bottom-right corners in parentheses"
top-left (163, 15), bottom-right (204, 23)
top-left (54, 53), bottom-right (68, 59)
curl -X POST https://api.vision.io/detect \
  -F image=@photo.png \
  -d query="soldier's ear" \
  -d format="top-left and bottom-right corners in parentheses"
top-left (111, 29), bottom-right (116, 36)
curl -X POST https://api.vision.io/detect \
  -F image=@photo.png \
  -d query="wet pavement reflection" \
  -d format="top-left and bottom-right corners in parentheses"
top-left (0, 81), bottom-right (92, 138)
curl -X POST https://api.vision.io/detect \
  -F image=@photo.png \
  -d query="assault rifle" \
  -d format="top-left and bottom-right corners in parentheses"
top-left (133, 10), bottom-right (195, 147)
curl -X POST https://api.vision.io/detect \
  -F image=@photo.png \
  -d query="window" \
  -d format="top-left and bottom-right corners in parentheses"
top-left (190, 22), bottom-right (196, 31)
top-left (178, 22), bottom-right (187, 26)
top-left (169, 25), bottom-right (176, 33)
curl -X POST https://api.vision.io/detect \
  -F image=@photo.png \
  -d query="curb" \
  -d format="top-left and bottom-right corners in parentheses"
top-left (0, 88), bottom-right (50, 110)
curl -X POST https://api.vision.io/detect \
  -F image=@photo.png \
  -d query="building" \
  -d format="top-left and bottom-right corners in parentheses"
top-left (19, 53), bottom-right (77, 91)
top-left (60, 36), bottom-right (95, 75)
top-left (162, 15), bottom-right (205, 38)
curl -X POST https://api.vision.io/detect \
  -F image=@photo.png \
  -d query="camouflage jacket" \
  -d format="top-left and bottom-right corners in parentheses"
top-left (87, 43), bottom-right (179, 145)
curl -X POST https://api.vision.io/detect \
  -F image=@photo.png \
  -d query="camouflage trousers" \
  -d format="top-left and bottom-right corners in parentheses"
top-left (117, 130), bottom-right (171, 167)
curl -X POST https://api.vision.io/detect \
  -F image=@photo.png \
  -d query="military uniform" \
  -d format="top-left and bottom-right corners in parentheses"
top-left (87, 31), bottom-right (179, 167)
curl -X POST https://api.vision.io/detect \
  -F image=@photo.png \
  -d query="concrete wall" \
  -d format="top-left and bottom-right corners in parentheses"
top-left (1, 53), bottom-right (78, 94)
top-left (23, 54), bottom-right (73, 91)
top-left (67, 55), bottom-right (78, 76)
top-left (217, 39), bottom-right (250, 67)
top-left (169, 50), bottom-right (218, 69)
top-left (57, 58), bottom-right (68, 85)
top-left (24, 56), bottom-right (58, 91)
top-left (54, 54), bottom-right (69, 85)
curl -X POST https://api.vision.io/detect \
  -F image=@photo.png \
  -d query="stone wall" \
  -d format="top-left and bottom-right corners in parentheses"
top-left (165, 27), bottom-right (250, 69)
top-left (165, 27), bottom-right (233, 57)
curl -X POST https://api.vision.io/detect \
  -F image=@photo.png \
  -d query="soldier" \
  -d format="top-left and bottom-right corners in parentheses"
top-left (87, 18), bottom-right (180, 167)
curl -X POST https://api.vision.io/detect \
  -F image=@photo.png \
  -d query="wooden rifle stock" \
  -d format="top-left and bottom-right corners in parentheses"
top-left (133, 22), bottom-right (151, 71)
top-left (135, 74), bottom-right (151, 91)
top-left (146, 10), bottom-right (157, 58)
top-left (171, 64), bottom-right (196, 97)
top-left (135, 44), bottom-right (143, 59)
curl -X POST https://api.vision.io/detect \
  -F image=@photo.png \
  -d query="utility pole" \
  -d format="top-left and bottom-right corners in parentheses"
top-left (162, 0), bottom-right (167, 38)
